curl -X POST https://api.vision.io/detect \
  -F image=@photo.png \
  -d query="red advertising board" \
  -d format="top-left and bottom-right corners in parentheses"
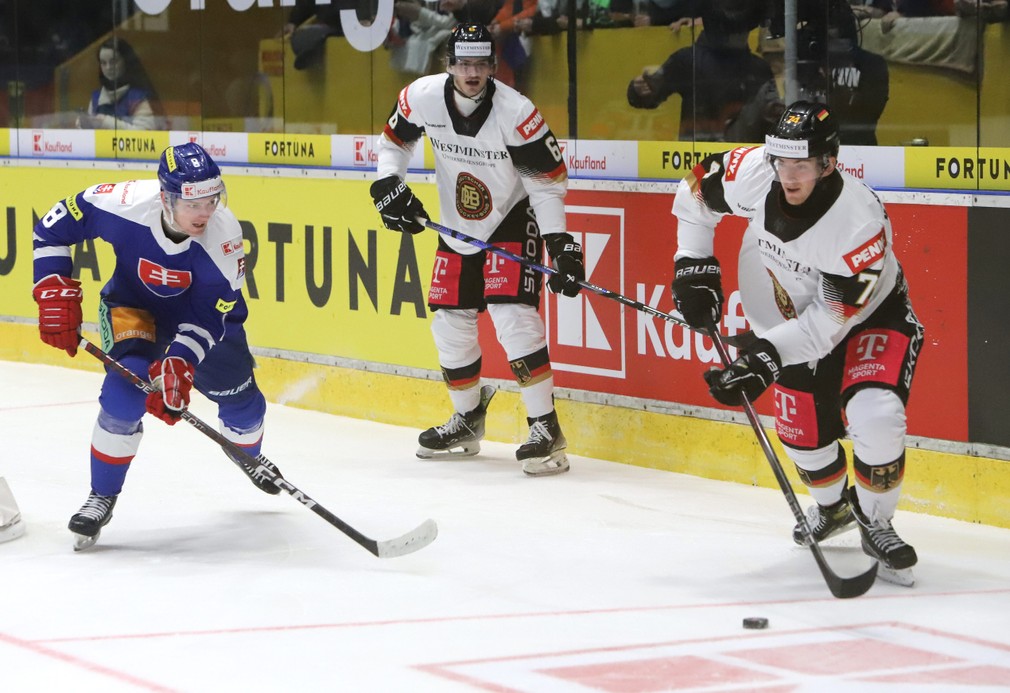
top-left (476, 190), bottom-right (968, 443)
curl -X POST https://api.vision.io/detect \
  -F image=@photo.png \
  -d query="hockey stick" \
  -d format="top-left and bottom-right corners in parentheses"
top-left (80, 338), bottom-right (437, 559)
top-left (421, 218), bottom-right (693, 330)
top-left (708, 330), bottom-right (878, 598)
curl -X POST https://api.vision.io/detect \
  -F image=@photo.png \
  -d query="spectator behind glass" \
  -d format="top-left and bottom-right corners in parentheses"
top-left (282, 0), bottom-right (379, 70)
top-left (519, 0), bottom-right (633, 34)
top-left (78, 37), bottom-right (161, 131)
top-left (792, 0), bottom-right (889, 145)
top-left (489, 0), bottom-right (538, 90)
top-left (626, 0), bottom-right (772, 142)
top-left (389, 0), bottom-right (499, 74)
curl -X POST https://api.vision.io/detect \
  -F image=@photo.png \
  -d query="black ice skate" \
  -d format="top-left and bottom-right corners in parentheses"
top-left (69, 491), bottom-right (118, 551)
top-left (226, 449), bottom-right (282, 495)
top-left (792, 494), bottom-right (856, 546)
top-left (516, 410), bottom-right (569, 477)
top-left (417, 385), bottom-right (496, 460)
top-left (850, 488), bottom-right (917, 586)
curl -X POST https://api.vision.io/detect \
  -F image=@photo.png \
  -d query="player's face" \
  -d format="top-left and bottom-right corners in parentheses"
top-left (169, 195), bottom-right (221, 236)
top-left (450, 58), bottom-right (495, 97)
top-left (773, 156), bottom-right (836, 205)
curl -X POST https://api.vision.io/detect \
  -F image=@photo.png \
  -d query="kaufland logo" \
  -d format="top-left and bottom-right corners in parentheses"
top-left (32, 130), bottom-right (73, 156)
top-left (546, 207), bottom-right (626, 378)
top-left (353, 137), bottom-right (377, 167)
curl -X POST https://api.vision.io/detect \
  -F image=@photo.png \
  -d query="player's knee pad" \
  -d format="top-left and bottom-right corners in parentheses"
top-left (431, 309), bottom-right (481, 367)
top-left (846, 388), bottom-right (906, 464)
top-left (98, 354), bottom-right (149, 422)
top-left (487, 303), bottom-right (546, 360)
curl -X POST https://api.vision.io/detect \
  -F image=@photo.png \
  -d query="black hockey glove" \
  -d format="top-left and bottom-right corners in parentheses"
top-left (369, 175), bottom-right (428, 234)
top-left (703, 338), bottom-right (782, 406)
top-left (671, 256), bottom-right (723, 330)
top-left (544, 233), bottom-right (585, 297)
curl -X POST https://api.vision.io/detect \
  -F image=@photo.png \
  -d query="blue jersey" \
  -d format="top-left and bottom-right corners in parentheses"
top-left (33, 179), bottom-right (248, 366)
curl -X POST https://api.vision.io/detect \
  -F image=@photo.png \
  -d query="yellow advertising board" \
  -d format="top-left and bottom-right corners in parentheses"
top-left (637, 140), bottom-right (752, 180)
top-left (248, 134), bottom-right (331, 167)
top-left (905, 147), bottom-right (1010, 191)
top-left (0, 128), bottom-right (9, 156)
top-left (0, 166), bottom-right (441, 369)
top-left (94, 130), bottom-right (171, 161)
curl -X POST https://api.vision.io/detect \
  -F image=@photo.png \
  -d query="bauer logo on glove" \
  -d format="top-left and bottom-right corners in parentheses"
top-left (369, 175), bottom-right (428, 234)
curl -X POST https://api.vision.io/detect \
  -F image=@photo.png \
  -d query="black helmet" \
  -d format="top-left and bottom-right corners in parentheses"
top-left (765, 100), bottom-right (840, 159)
top-left (447, 23), bottom-right (495, 66)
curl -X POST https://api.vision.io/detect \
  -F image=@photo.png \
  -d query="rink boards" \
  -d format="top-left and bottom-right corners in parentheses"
top-left (0, 161), bottom-right (1007, 528)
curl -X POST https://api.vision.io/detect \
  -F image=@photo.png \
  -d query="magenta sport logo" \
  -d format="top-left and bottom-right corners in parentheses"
top-left (545, 206), bottom-right (626, 379)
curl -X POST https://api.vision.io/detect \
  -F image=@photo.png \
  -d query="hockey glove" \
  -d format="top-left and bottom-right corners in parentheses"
top-left (32, 274), bottom-right (84, 356)
top-left (703, 338), bottom-right (782, 406)
top-left (369, 175), bottom-right (428, 234)
top-left (146, 357), bottom-right (195, 425)
top-left (671, 256), bottom-right (723, 330)
top-left (544, 233), bottom-right (585, 297)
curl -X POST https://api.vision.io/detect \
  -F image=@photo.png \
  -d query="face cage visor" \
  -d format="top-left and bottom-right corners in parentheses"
top-left (161, 177), bottom-right (227, 231)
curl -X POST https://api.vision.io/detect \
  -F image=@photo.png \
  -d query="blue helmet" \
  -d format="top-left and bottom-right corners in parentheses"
top-left (158, 143), bottom-right (225, 199)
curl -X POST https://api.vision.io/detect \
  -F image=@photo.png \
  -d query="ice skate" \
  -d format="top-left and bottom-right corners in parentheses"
top-left (792, 494), bottom-right (856, 546)
top-left (417, 386), bottom-right (496, 459)
top-left (226, 449), bottom-right (282, 495)
top-left (69, 491), bottom-right (118, 551)
top-left (850, 488), bottom-right (917, 586)
top-left (516, 410), bottom-right (569, 477)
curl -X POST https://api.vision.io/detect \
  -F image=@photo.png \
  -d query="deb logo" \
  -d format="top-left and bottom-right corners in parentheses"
top-left (353, 137), bottom-right (377, 167)
top-left (137, 258), bottom-right (192, 297)
top-left (545, 207), bottom-right (626, 378)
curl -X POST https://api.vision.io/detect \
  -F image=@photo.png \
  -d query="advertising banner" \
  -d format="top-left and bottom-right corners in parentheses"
top-left (0, 168), bottom-right (971, 444)
top-left (907, 147), bottom-right (1010, 191)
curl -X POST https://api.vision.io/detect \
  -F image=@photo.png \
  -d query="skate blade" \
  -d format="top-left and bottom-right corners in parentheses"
top-left (522, 452), bottom-right (570, 477)
top-left (416, 442), bottom-right (481, 460)
top-left (72, 530), bottom-right (100, 552)
top-left (876, 563), bottom-right (915, 587)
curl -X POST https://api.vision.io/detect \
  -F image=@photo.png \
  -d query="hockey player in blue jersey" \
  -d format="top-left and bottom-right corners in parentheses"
top-left (32, 142), bottom-right (280, 550)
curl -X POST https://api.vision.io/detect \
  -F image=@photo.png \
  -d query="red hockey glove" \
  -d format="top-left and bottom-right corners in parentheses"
top-left (146, 357), bottom-right (195, 425)
top-left (32, 274), bottom-right (84, 356)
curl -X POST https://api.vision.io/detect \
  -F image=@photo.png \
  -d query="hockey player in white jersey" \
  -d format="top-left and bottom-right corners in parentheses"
top-left (370, 23), bottom-right (584, 477)
top-left (32, 143), bottom-right (279, 550)
top-left (670, 101), bottom-right (924, 584)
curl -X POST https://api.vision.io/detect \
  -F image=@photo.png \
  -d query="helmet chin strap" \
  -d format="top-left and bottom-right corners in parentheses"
top-left (453, 81), bottom-right (489, 103)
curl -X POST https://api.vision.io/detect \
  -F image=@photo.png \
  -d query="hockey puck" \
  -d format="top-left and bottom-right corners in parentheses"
top-left (742, 617), bottom-right (769, 630)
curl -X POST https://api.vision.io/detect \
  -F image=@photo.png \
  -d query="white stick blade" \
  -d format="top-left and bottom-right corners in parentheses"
top-left (376, 519), bottom-right (438, 558)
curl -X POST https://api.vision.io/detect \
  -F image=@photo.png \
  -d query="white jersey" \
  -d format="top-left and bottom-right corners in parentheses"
top-left (376, 73), bottom-right (568, 255)
top-left (672, 145), bottom-right (903, 366)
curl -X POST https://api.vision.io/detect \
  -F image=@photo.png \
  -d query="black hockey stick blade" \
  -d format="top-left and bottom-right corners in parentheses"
top-left (80, 338), bottom-right (438, 559)
top-left (708, 331), bottom-right (878, 598)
